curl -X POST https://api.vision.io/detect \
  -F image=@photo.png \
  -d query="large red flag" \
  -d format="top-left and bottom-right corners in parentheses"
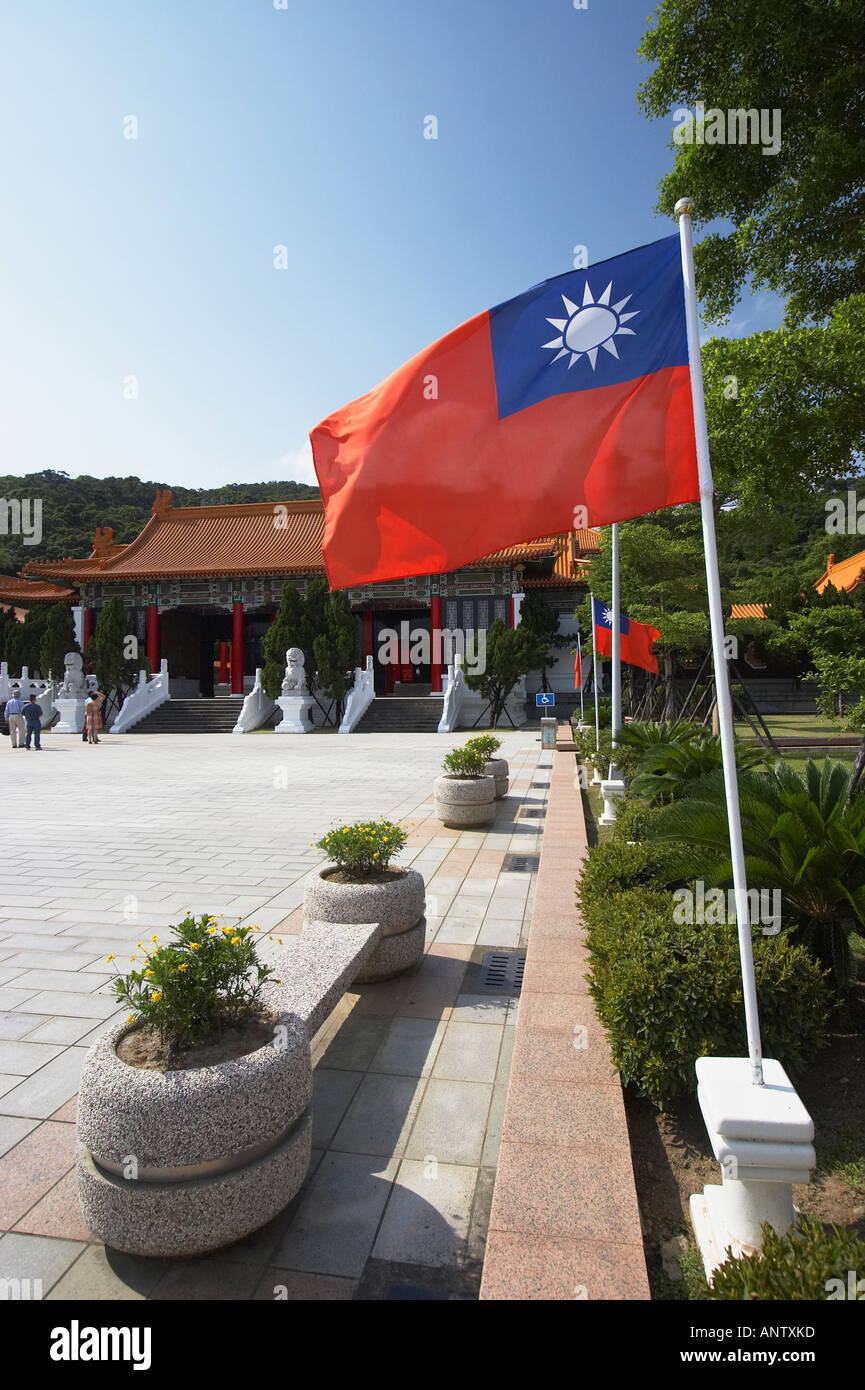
top-left (311, 235), bottom-right (698, 589)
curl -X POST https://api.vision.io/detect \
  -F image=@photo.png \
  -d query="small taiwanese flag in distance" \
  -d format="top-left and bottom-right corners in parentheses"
top-left (311, 235), bottom-right (699, 589)
top-left (592, 596), bottom-right (660, 674)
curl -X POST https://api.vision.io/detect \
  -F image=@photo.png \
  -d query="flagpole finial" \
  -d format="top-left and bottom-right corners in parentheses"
top-left (674, 197), bottom-right (694, 218)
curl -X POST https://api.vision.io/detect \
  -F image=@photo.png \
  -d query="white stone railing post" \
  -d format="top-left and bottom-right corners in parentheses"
top-left (339, 656), bottom-right (375, 734)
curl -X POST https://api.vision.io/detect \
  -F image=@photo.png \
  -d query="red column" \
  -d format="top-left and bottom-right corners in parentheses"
top-left (508, 596), bottom-right (515, 628)
top-left (219, 642), bottom-right (228, 684)
top-left (82, 607), bottom-right (91, 650)
top-left (147, 604), bottom-right (159, 670)
top-left (362, 610), bottom-right (374, 662)
top-left (231, 601), bottom-right (244, 694)
top-left (430, 595), bottom-right (442, 693)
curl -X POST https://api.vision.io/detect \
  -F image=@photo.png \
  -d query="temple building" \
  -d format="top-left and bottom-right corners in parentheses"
top-left (9, 491), bottom-right (597, 703)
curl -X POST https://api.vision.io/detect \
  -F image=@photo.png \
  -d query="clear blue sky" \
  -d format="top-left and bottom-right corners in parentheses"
top-left (0, 0), bottom-right (781, 490)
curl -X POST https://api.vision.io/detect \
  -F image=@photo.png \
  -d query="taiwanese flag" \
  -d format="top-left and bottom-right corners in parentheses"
top-left (311, 235), bottom-right (698, 588)
top-left (574, 649), bottom-right (582, 690)
top-left (592, 596), bottom-right (660, 673)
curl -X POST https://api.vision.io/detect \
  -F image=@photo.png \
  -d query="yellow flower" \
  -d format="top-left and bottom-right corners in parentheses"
top-left (105, 954), bottom-right (116, 964)
top-left (178, 963), bottom-right (189, 973)
top-left (151, 990), bottom-right (162, 1002)
top-left (144, 969), bottom-right (154, 979)
top-left (129, 955), bottom-right (136, 962)
top-left (231, 936), bottom-right (241, 946)
top-left (137, 942), bottom-right (144, 949)
top-left (127, 1014), bottom-right (135, 1023)
top-left (276, 937), bottom-right (283, 945)
top-left (190, 942), bottom-right (201, 951)
top-left (150, 934), bottom-right (159, 943)
top-left (207, 926), bottom-right (217, 935)
top-left (208, 917), bottom-right (218, 925)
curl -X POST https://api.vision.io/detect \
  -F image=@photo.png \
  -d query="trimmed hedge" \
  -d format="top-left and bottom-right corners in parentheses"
top-left (577, 838), bottom-right (685, 912)
top-left (710, 1218), bottom-right (865, 1300)
top-left (583, 886), bottom-right (830, 1107)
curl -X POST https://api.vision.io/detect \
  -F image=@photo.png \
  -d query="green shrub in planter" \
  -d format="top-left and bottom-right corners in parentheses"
top-left (577, 839), bottom-right (686, 914)
top-left (584, 887), bottom-right (830, 1106)
top-left (710, 1217), bottom-right (865, 1300)
top-left (464, 734), bottom-right (502, 761)
top-left (442, 746), bottom-right (487, 778)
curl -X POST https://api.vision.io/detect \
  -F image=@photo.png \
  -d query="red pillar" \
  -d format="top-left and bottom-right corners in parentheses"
top-left (362, 610), bottom-right (374, 662)
top-left (509, 596), bottom-right (515, 628)
top-left (430, 595), bottom-right (443, 693)
top-left (231, 601), bottom-right (244, 694)
top-left (147, 604), bottom-right (159, 670)
top-left (219, 641), bottom-right (228, 684)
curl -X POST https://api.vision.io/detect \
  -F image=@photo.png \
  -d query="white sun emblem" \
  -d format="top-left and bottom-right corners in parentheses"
top-left (542, 280), bottom-right (640, 372)
top-left (602, 606), bottom-right (614, 626)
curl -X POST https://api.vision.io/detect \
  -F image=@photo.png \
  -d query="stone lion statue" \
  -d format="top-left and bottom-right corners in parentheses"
top-left (58, 651), bottom-right (87, 698)
top-left (281, 647), bottom-right (308, 695)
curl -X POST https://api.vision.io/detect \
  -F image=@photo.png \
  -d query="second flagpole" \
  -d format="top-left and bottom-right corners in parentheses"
top-left (676, 196), bottom-right (764, 1087)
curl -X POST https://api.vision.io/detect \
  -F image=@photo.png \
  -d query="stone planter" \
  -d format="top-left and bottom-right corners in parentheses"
top-left (484, 757), bottom-right (509, 798)
top-left (434, 774), bottom-right (496, 828)
top-left (76, 1013), bottom-right (312, 1258)
top-left (303, 867), bottom-right (425, 983)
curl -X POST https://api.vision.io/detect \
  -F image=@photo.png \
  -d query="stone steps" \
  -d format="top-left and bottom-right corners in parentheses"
top-left (355, 697), bottom-right (443, 733)
top-left (129, 699), bottom-right (243, 733)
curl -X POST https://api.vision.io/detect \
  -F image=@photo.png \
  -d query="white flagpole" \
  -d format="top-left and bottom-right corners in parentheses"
top-left (590, 593), bottom-right (600, 753)
top-left (577, 631), bottom-right (585, 723)
top-left (610, 523), bottom-right (622, 767)
top-left (676, 197), bottom-right (764, 1086)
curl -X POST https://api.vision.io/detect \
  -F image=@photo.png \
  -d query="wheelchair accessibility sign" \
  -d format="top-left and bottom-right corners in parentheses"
top-left (535, 692), bottom-right (556, 707)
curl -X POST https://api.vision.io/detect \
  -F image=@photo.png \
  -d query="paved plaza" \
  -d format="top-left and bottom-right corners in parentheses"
top-left (0, 727), bottom-right (549, 1299)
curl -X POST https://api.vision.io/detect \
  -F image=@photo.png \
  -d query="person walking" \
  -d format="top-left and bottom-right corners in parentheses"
top-left (23, 694), bottom-right (44, 750)
top-left (84, 690), bottom-right (102, 744)
top-left (4, 688), bottom-right (26, 749)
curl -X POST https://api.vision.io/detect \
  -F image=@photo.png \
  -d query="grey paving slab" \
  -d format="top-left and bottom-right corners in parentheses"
top-left (371, 1159), bottom-right (477, 1268)
top-left (272, 1151), bottom-right (399, 1277)
top-left (369, 1018), bottom-right (447, 1077)
top-left (17, 991), bottom-right (119, 1020)
top-left (0, 1115), bottom-right (40, 1156)
top-left (9, 970), bottom-right (113, 994)
top-left (0, 1012), bottom-right (51, 1040)
top-left (0, 1233), bottom-right (86, 1293)
top-left (405, 1078), bottom-right (493, 1165)
top-left (45, 1244), bottom-right (172, 1300)
top-left (0, 1040), bottom-right (65, 1075)
top-left (310, 1068), bottom-right (365, 1148)
top-left (0, 1045), bottom-right (89, 1118)
top-left (432, 1022), bottom-right (504, 1084)
top-left (451, 993), bottom-right (514, 1026)
top-left (331, 1073), bottom-right (423, 1157)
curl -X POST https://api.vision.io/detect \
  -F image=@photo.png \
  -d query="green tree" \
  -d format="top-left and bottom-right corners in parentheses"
top-left (261, 583), bottom-right (305, 699)
top-left (465, 619), bottom-right (541, 728)
top-left (85, 596), bottom-right (147, 717)
top-left (518, 591), bottom-right (567, 692)
top-left (638, 0), bottom-right (865, 325)
top-left (579, 519), bottom-right (709, 720)
top-left (38, 603), bottom-right (79, 681)
top-left (313, 591), bottom-right (358, 725)
top-left (3, 606), bottom-right (49, 675)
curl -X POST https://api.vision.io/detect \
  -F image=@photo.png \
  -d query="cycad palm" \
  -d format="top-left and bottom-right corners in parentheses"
top-left (644, 759), bottom-right (865, 991)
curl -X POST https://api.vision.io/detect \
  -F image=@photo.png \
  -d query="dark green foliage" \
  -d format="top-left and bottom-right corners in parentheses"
top-left (38, 603), bottom-right (79, 681)
top-left (710, 1218), bottom-right (865, 1301)
top-left (518, 591), bottom-right (567, 689)
top-left (313, 591), bottom-right (358, 720)
top-left (645, 760), bottom-right (865, 990)
top-left (583, 887), bottom-right (830, 1107)
top-left (0, 469), bottom-right (318, 576)
top-left (577, 839), bottom-right (687, 913)
top-left (628, 735), bottom-right (767, 804)
top-left (261, 584), bottom-right (305, 700)
top-left (465, 619), bottom-right (542, 728)
top-left (85, 596), bottom-right (147, 712)
top-left (610, 794), bottom-right (657, 845)
top-left (2, 606), bottom-right (49, 675)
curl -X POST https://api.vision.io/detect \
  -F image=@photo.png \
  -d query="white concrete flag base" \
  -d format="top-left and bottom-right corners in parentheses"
top-left (690, 1056), bottom-right (816, 1281)
top-left (53, 698), bottom-right (88, 734)
top-left (274, 693), bottom-right (315, 733)
top-left (590, 763), bottom-right (604, 786)
top-left (598, 775), bottom-right (626, 825)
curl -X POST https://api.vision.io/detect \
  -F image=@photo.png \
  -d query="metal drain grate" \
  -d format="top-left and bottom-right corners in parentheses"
top-left (477, 950), bottom-right (526, 994)
top-left (517, 807), bottom-right (545, 819)
top-left (502, 853), bottom-right (540, 873)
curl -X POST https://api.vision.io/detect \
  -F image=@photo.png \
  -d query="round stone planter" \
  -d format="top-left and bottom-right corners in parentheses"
top-left (484, 757), bottom-right (509, 798)
top-left (76, 1013), bottom-right (312, 1258)
top-left (303, 867), bottom-right (426, 982)
top-left (434, 774), bottom-right (496, 828)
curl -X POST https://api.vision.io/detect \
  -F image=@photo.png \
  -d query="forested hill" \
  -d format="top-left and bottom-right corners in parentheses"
top-left (0, 470), bottom-right (320, 573)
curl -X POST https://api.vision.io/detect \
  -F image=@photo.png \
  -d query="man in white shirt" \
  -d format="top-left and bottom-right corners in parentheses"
top-left (4, 689), bottom-right (26, 748)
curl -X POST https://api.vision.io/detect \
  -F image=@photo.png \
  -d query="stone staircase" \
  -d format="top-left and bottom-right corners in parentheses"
top-left (129, 698), bottom-right (246, 734)
top-left (354, 696), bottom-right (444, 734)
